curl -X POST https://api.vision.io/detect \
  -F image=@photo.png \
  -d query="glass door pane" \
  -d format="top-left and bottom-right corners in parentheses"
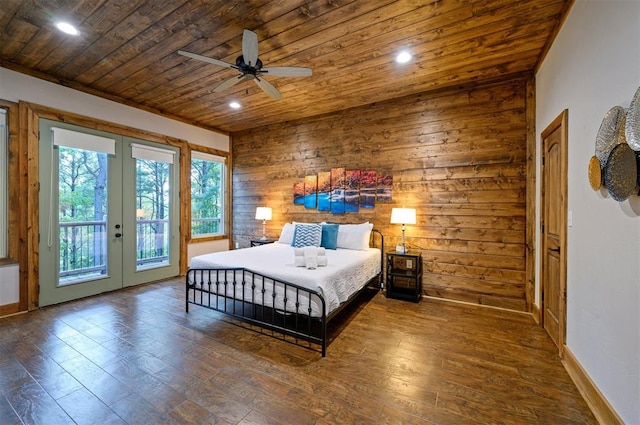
top-left (135, 158), bottom-right (171, 271)
top-left (122, 138), bottom-right (179, 287)
top-left (58, 146), bottom-right (109, 284)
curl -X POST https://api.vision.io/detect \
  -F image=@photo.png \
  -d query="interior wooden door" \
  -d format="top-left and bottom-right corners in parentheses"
top-left (540, 110), bottom-right (567, 353)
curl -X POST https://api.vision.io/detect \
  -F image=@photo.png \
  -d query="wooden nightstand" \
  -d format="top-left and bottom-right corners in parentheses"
top-left (250, 239), bottom-right (277, 247)
top-left (386, 251), bottom-right (423, 302)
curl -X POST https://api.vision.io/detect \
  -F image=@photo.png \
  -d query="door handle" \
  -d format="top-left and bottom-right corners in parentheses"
top-left (550, 247), bottom-right (560, 253)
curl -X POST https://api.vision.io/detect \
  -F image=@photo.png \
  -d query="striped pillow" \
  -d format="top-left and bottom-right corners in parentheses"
top-left (291, 224), bottom-right (322, 248)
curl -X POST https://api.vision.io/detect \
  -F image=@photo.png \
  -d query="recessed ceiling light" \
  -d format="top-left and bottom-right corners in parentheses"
top-left (229, 101), bottom-right (241, 109)
top-left (55, 22), bottom-right (79, 36)
top-left (396, 50), bottom-right (412, 64)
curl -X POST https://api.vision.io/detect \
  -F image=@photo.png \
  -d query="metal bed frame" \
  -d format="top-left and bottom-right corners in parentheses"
top-left (186, 229), bottom-right (383, 356)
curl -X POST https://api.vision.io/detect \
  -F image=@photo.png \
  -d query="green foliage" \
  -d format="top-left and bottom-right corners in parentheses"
top-left (191, 158), bottom-right (223, 235)
top-left (58, 147), bottom-right (107, 221)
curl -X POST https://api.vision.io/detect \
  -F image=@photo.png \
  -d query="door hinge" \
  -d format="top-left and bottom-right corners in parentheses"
top-left (37, 131), bottom-right (40, 141)
top-left (38, 182), bottom-right (40, 192)
top-left (542, 155), bottom-right (545, 166)
top-left (38, 233), bottom-right (40, 243)
top-left (541, 222), bottom-right (545, 233)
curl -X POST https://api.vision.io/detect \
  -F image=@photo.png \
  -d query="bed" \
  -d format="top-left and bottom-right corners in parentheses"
top-left (186, 225), bottom-right (383, 356)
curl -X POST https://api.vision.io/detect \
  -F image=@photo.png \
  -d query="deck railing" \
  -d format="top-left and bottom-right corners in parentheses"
top-left (59, 217), bottom-right (219, 282)
top-left (59, 219), bottom-right (171, 282)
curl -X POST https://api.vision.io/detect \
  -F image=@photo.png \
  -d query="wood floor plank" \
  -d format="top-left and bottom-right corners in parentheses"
top-left (0, 393), bottom-right (22, 425)
top-left (0, 277), bottom-right (597, 424)
top-left (56, 387), bottom-right (127, 425)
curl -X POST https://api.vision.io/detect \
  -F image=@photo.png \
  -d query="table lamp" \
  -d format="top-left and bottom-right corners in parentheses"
top-left (255, 207), bottom-right (272, 240)
top-left (390, 208), bottom-right (416, 254)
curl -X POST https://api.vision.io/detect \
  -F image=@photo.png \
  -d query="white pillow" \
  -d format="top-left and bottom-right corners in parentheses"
top-left (277, 223), bottom-right (295, 244)
top-left (336, 222), bottom-right (373, 250)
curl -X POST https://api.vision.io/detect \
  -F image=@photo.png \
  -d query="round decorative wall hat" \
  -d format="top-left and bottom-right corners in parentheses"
top-left (588, 155), bottom-right (602, 190)
top-left (625, 86), bottom-right (640, 150)
top-left (604, 143), bottom-right (637, 202)
top-left (595, 106), bottom-right (627, 166)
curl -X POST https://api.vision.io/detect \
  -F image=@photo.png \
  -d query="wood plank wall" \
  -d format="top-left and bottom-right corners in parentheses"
top-left (231, 77), bottom-right (528, 311)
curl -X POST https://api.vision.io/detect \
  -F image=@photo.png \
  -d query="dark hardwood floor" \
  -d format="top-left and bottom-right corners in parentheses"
top-left (0, 278), bottom-right (597, 425)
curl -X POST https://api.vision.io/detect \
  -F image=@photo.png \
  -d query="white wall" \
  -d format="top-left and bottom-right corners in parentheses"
top-left (0, 67), bottom-right (232, 304)
top-left (0, 264), bottom-right (19, 306)
top-left (536, 1), bottom-right (640, 423)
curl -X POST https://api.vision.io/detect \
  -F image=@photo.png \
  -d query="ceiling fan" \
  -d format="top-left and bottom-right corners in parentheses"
top-left (178, 29), bottom-right (312, 100)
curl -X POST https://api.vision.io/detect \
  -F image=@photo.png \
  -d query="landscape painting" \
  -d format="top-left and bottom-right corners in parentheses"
top-left (330, 167), bottom-right (345, 214)
top-left (304, 175), bottom-right (318, 209)
top-left (317, 171), bottom-right (331, 212)
top-left (293, 181), bottom-right (305, 205)
top-left (359, 170), bottom-right (376, 208)
top-left (345, 169), bottom-right (361, 212)
top-left (293, 168), bottom-right (392, 212)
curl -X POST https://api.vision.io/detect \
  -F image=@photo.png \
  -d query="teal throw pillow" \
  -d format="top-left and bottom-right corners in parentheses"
top-left (320, 223), bottom-right (339, 250)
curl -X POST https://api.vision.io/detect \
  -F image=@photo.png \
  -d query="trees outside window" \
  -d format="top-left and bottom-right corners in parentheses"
top-left (191, 152), bottom-right (225, 237)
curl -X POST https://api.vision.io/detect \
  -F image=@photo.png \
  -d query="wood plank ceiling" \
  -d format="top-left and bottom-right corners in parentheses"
top-left (0, 0), bottom-right (570, 134)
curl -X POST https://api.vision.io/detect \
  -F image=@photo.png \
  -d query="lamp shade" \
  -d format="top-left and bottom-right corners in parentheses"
top-left (390, 208), bottom-right (416, 225)
top-left (255, 207), bottom-right (272, 221)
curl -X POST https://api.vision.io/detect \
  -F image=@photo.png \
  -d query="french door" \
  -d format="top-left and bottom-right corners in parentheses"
top-left (38, 119), bottom-right (180, 307)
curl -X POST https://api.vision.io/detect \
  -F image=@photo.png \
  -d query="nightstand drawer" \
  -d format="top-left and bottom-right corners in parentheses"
top-left (391, 255), bottom-right (417, 272)
top-left (390, 276), bottom-right (415, 289)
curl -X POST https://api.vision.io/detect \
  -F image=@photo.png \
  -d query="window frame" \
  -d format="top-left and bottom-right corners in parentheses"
top-left (188, 145), bottom-right (229, 242)
top-left (0, 101), bottom-right (19, 264)
top-left (0, 108), bottom-right (7, 258)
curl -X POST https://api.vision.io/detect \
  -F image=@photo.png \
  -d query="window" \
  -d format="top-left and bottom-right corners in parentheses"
top-left (0, 108), bottom-right (7, 258)
top-left (191, 151), bottom-right (226, 237)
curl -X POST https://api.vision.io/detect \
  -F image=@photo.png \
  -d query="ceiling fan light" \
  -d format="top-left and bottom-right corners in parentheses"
top-left (55, 22), bottom-right (79, 35)
top-left (396, 50), bottom-right (412, 64)
top-left (229, 101), bottom-right (241, 109)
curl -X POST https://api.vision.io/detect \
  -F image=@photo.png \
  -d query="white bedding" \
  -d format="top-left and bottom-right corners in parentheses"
top-left (188, 242), bottom-right (381, 316)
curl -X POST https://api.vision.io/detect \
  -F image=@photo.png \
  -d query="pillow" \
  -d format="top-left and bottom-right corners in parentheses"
top-left (320, 223), bottom-right (339, 250)
top-left (292, 223), bottom-right (322, 248)
top-left (277, 223), bottom-right (295, 244)
top-left (336, 222), bottom-right (373, 250)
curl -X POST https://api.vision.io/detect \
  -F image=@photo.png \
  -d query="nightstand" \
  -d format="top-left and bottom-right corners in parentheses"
top-left (386, 251), bottom-right (422, 302)
top-left (250, 239), bottom-right (277, 247)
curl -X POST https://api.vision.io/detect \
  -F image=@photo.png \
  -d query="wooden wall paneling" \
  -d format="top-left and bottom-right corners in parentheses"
top-left (20, 102), bottom-right (39, 310)
top-left (179, 142), bottom-right (190, 275)
top-left (232, 78), bottom-right (529, 310)
top-left (525, 75), bottom-right (537, 313)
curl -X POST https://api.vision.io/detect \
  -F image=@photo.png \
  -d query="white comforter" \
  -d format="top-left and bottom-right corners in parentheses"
top-left (188, 242), bottom-right (381, 316)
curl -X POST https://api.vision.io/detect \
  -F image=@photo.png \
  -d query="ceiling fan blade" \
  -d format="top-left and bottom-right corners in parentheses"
top-left (213, 75), bottom-right (245, 92)
top-left (261, 66), bottom-right (312, 77)
top-left (242, 29), bottom-right (259, 67)
top-left (253, 77), bottom-right (282, 100)
top-left (178, 50), bottom-right (235, 69)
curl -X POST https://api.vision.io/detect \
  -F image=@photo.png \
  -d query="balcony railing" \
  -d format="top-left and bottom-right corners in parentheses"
top-left (59, 217), bottom-right (220, 283)
top-left (191, 217), bottom-right (221, 236)
top-left (59, 219), bottom-right (171, 283)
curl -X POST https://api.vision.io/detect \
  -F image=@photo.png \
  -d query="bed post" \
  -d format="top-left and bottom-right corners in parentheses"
top-left (185, 271), bottom-right (190, 313)
top-left (321, 325), bottom-right (327, 357)
top-left (372, 229), bottom-right (384, 290)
